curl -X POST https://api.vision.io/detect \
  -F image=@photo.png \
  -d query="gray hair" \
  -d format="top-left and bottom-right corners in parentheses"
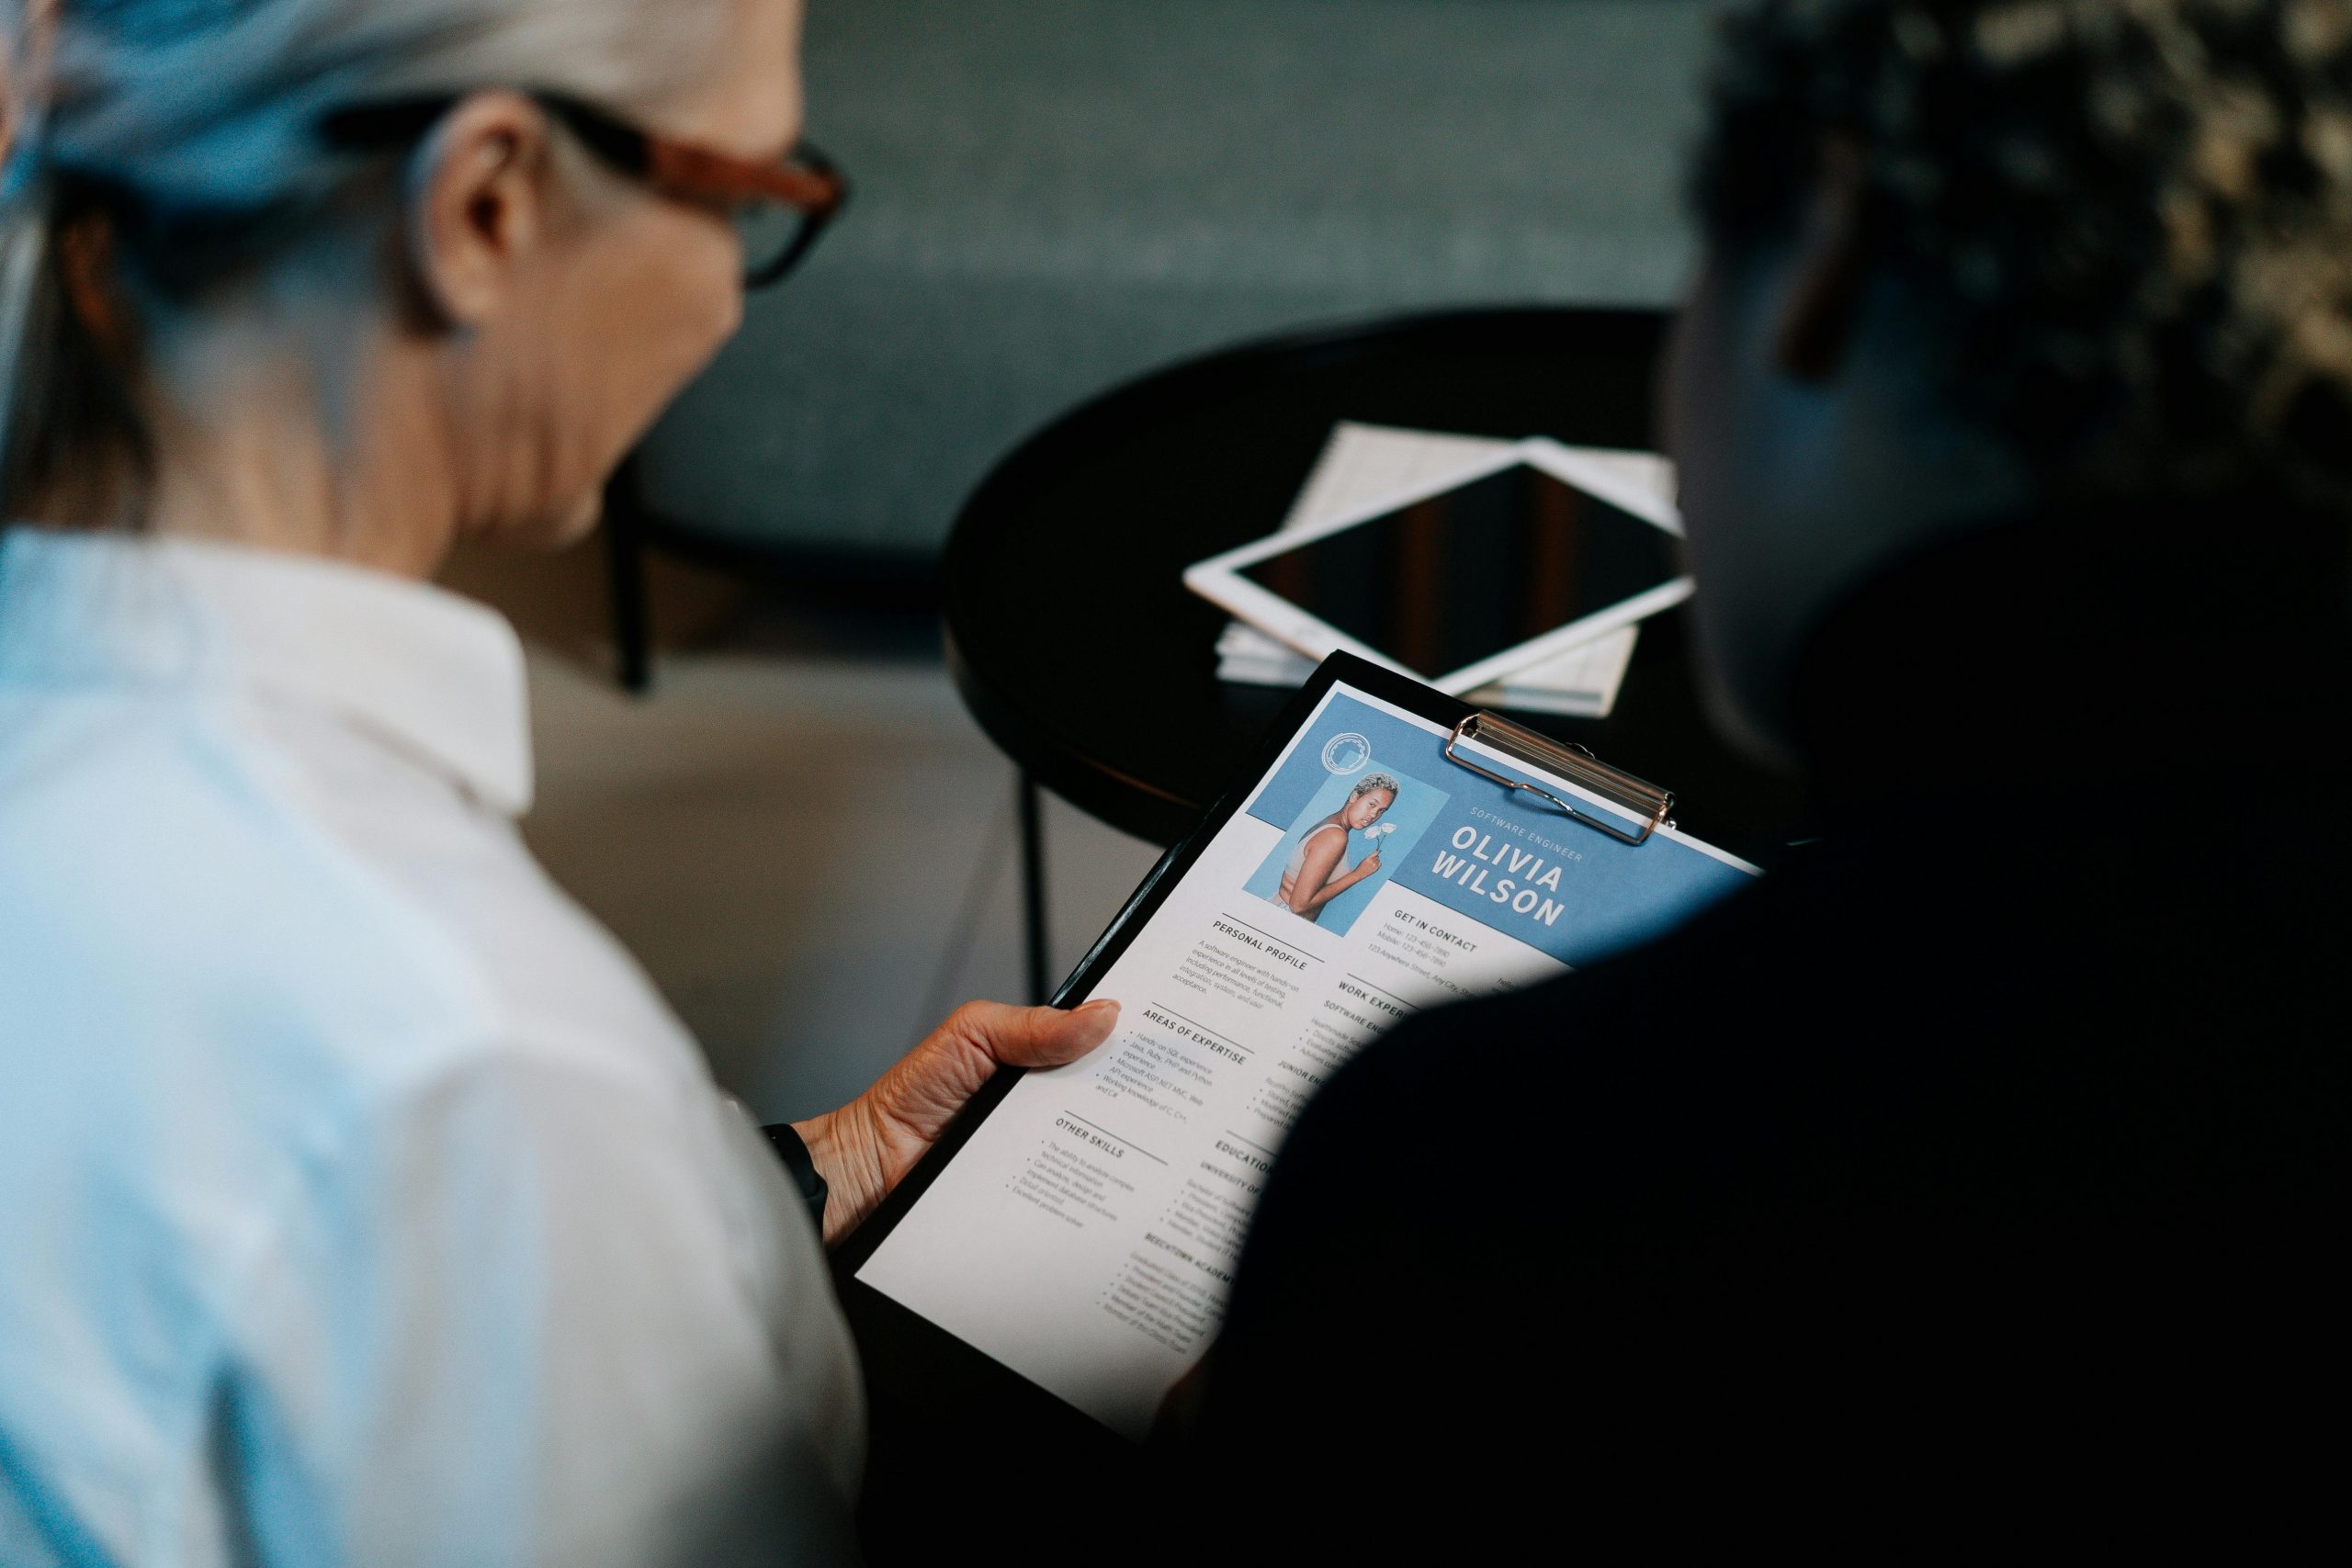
top-left (1350, 772), bottom-right (1402, 800)
top-left (0, 0), bottom-right (732, 523)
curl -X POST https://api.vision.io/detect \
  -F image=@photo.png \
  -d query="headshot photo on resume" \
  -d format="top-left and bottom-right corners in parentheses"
top-left (1250, 770), bottom-right (1429, 933)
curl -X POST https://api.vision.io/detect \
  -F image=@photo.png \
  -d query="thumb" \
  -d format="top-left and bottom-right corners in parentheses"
top-left (944, 997), bottom-right (1121, 1070)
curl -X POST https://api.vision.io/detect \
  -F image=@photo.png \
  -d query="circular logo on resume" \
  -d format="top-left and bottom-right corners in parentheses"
top-left (1321, 733), bottom-right (1372, 774)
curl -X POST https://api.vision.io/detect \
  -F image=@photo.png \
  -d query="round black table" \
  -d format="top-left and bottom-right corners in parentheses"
top-left (944, 307), bottom-right (1803, 993)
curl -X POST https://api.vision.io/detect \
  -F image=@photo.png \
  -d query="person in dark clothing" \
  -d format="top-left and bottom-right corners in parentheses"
top-left (1175, 0), bottom-right (2350, 1548)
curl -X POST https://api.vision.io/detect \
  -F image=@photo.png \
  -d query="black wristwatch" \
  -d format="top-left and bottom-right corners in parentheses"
top-left (761, 1122), bottom-right (831, 1233)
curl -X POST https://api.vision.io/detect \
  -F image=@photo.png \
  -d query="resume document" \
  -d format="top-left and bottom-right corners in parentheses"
top-left (858, 682), bottom-right (1756, 1436)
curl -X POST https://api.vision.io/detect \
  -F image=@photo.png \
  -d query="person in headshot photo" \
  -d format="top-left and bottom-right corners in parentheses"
top-left (1272, 772), bottom-right (1399, 923)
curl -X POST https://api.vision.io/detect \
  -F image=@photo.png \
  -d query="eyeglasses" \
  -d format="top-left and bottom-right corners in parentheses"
top-left (319, 91), bottom-right (849, 288)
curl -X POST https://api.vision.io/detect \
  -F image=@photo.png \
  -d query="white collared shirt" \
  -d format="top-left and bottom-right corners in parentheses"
top-left (0, 530), bottom-right (863, 1567)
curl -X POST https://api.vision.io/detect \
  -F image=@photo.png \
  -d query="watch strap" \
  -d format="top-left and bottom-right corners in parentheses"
top-left (760, 1122), bottom-right (831, 1234)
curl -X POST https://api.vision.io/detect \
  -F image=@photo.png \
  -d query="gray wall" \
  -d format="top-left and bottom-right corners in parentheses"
top-left (635, 0), bottom-right (1723, 559)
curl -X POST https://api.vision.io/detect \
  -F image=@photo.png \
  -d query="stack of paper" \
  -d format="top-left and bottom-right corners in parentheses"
top-left (1213, 423), bottom-right (1679, 717)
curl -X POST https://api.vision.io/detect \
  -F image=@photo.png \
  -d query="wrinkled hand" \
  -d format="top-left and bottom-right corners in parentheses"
top-left (794, 999), bottom-right (1120, 1246)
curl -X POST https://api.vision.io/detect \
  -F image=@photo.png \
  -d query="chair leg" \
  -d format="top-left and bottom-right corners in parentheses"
top-left (605, 475), bottom-right (653, 694)
top-left (1019, 773), bottom-right (1050, 1004)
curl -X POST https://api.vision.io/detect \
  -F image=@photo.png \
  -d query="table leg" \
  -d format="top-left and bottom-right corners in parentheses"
top-left (604, 490), bottom-right (653, 695)
top-left (1019, 773), bottom-right (1049, 1004)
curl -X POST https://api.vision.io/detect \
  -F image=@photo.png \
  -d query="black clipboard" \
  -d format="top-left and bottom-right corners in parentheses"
top-left (838, 652), bottom-right (1681, 1550)
top-left (836, 659), bottom-right (1453, 1266)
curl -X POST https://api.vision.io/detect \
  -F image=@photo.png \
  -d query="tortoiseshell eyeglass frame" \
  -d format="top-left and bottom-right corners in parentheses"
top-left (319, 91), bottom-right (849, 288)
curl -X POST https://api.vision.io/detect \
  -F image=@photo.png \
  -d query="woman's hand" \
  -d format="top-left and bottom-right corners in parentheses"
top-left (1348, 851), bottom-right (1382, 884)
top-left (792, 999), bottom-right (1120, 1245)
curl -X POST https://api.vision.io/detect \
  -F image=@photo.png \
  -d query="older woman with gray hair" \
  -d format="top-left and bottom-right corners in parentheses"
top-left (0, 1), bottom-right (1116, 1562)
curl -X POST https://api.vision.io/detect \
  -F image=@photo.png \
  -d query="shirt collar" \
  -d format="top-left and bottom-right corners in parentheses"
top-left (0, 528), bottom-right (535, 817)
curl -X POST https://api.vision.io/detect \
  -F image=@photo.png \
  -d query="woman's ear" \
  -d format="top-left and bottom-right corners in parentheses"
top-left (1774, 136), bottom-right (1873, 383)
top-left (401, 90), bottom-right (554, 329)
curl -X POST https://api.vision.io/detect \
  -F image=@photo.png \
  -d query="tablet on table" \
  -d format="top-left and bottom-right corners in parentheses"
top-left (1182, 439), bottom-right (1691, 695)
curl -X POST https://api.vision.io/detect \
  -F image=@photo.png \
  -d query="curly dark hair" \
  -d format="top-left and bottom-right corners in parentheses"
top-left (1696, 0), bottom-right (2352, 502)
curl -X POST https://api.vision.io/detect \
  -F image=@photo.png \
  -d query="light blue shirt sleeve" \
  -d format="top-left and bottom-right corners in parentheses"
top-left (218, 1044), bottom-right (863, 1567)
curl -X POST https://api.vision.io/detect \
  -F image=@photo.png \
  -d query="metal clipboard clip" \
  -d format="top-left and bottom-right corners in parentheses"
top-left (1442, 712), bottom-right (1676, 847)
